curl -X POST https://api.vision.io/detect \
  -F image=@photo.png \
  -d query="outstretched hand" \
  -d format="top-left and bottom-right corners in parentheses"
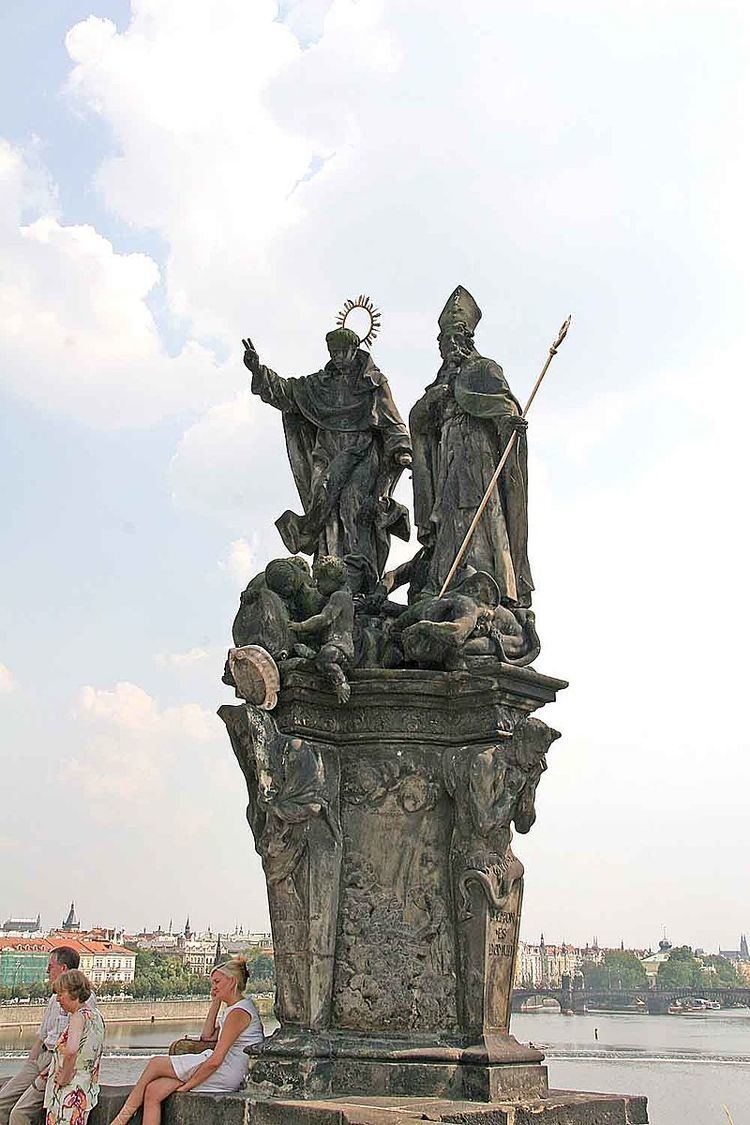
top-left (242, 337), bottom-right (260, 375)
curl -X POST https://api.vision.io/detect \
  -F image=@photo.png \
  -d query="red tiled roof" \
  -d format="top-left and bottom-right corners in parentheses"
top-left (0, 938), bottom-right (53, 951)
top-left (47, 936), bottom-right (134, 957)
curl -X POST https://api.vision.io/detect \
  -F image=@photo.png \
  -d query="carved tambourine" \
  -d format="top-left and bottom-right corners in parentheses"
top-left (336, 294), bottom-right (381, 348)
top-left (228, 645), bottom-right (280, 711)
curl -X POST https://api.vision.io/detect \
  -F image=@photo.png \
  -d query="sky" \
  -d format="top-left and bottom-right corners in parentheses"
top-left (0, 0), bottom-right (748, 952)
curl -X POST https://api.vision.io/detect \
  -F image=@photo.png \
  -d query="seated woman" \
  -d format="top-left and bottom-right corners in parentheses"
top-left (44, 969), bottom-right (105, 1125)
top-left (110, 958), bottom-right (264, 1125)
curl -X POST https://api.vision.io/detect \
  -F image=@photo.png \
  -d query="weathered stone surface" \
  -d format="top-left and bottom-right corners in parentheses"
top-left (220, 665), bottom-right (566, 1102)
top-left (89, 1087), bottom-right (648, 1125)
top-left (243, 331), bottom-right (412, 578)
top-left (273, 665), bottom-right (567, 746)
top-left (244, 1059), bottom-right (548, 1103)
top-left (220, 702), bottom-right (342, 1030)
top-left (410, 286), bottom-right (534, 608)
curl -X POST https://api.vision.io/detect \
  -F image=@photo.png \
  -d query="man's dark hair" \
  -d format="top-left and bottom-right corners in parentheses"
top-left (52, 946), bottom-right (80, 971)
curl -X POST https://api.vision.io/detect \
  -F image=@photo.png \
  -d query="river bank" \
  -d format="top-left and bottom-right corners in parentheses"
top-left (0, 996), bottom-right (274, 1028)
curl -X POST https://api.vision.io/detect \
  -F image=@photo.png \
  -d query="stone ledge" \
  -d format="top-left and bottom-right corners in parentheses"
top-left (245, 1059), bottom-right (548, 1103)
top-left (88, 1087), bottom-right (647, 1125)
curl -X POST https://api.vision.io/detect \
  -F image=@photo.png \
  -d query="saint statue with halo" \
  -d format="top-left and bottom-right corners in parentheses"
top-left (243, 297), bottom-right (412, 580)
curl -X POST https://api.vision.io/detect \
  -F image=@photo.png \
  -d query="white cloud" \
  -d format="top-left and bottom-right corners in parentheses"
top-left (0, 663), bottom-right (18, 695)
top-left (169, 390), bottom-right (291, 537)
top-left (62, 682), bottom-right (218, 809)
top-left (218, 538), bottom-right (257, 587)
top-left (0, 139), bottom-right (228, 427)
top-left (75, 681), bottom-right (215, 740)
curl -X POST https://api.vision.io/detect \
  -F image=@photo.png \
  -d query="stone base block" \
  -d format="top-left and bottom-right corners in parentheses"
top-left (245, 1056), bottom-right (548, 1103)
top-left (88, 1087), bottom-right (648, 1125)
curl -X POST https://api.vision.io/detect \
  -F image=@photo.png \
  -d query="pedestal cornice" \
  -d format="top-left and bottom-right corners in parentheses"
top-left (274, 663), bottom-right (568, 746)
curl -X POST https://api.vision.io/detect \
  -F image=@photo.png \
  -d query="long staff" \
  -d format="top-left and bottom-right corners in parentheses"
top-left (438, 315), bottom-right (572, 598)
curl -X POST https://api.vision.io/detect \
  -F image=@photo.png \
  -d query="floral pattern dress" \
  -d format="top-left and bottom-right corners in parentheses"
top-left (44, 1008), bottom-right (105, 1125)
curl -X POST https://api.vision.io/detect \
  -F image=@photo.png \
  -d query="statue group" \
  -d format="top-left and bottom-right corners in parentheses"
top-left (216, 287), bottom-right (623, 1116)
top-left (230, 285), bottom-right (540, 709)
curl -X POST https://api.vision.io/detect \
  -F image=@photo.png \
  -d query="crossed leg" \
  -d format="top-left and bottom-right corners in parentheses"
top-left (110, 1057), bottom-right (179, 1125)
top-left (142, 1076), bottom-right (183, 1125)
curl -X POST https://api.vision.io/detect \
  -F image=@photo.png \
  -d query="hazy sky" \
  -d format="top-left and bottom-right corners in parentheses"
top-left (1, 0), bottom-right (748, 951)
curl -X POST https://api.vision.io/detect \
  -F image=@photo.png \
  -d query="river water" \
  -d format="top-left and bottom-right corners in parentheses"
top-left (2, 1009), bottom-right (749, 1124)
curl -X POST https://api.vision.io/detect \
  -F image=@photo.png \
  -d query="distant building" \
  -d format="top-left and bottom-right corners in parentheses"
top-left (48, 937), bottom-right (135, 989)
top-left (1, 915), bottom-right (42, 937)
top-left (719, 935), bottom-right (750, 983)
top-left (122, 919), bottom-right (274, 968)
top-left (0, 938), bottom-right (51, 988)
top-left (640, 939), bottom-right (673, 984)
top-left (61, 903), bottom-right (80, 932)
top-left (222, 933), bottom-right (274, 956)
top-left (515, 936), bottom-right (585, 988)
top-left (719, 934), bottom-right (749, 962)
top-left (179, 939), bottom-right (218, 976)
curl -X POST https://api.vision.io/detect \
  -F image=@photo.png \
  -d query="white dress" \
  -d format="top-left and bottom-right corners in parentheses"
top-left (170, 997), bottom-right (264, 1093)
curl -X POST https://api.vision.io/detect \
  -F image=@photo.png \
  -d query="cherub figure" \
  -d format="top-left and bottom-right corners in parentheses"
top-left (288, 556), bottom-right (354, 703)
top-left (232, 556), bottom-right (322, 655)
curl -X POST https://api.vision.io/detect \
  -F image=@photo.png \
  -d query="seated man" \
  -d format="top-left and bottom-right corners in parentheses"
top-left (0, 947), bottom-right (94, 1125)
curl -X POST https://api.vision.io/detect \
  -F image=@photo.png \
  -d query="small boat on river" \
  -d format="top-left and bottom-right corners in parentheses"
top-left (668, 998), bottom-right (721, 1014)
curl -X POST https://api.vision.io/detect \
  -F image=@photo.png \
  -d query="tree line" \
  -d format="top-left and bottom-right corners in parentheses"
top-left (0, 948), bottom-right (276, 1001)
top-left (581, 948), bottom-right (740, 992)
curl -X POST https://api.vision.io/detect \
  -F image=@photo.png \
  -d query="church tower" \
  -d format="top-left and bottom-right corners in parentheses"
top-left (62, 902), bottom-right (80, 932)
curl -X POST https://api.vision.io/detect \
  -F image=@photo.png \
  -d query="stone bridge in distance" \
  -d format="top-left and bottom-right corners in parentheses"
top-left (512, 984), bottom-right (750, 1014)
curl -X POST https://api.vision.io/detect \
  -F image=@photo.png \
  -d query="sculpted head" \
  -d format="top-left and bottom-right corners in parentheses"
top-left (438, 322), bottom-right (474, 364)
top-left (265, 557), bottom-right (309, 600)
top-left (325, 327), bottom-right (359, 373)
top-left (313, 555), bottom-right (348, 596)
top-left (437, 286), bottom-right (481, 364)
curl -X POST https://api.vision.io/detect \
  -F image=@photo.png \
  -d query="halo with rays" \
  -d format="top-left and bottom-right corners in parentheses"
top-left (336, 294), bottom-right (382, 348)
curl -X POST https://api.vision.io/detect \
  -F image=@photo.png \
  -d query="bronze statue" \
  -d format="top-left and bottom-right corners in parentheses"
top-left (410, 286), bottom-right (533, 606)
top-left (243, 327), bottom-right (412, 578)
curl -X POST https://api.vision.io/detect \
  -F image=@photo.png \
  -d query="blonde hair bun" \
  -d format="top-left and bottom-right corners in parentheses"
top-left (215, 956), bottom-right (249, 992)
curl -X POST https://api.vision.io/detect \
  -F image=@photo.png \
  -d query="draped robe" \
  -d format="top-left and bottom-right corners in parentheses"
top-left (252, 350), bottom-right (411, 578)
top-left (409, 352), bottom-right (534, 605)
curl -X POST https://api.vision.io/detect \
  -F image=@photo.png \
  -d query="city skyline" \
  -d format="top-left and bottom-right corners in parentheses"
top-left (2, 902), bottom-right (747, 957)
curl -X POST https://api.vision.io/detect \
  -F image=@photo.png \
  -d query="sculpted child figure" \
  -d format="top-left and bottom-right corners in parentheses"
top-left (288, 556), bottom-right (354, 703)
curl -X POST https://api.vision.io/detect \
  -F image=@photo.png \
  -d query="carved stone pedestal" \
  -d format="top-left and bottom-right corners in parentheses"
top-left (221, 664), bottom-right (566, 1103)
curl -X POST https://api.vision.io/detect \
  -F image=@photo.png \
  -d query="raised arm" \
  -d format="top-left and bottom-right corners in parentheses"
top-left (199, 996), bottom-right (222, 1042)
top-left (288, 599), bottom-right (337, 637)
top-left (175, 1009), bottom-right (251, 1093)
top-left (243, 337), bottom-right (297, 413)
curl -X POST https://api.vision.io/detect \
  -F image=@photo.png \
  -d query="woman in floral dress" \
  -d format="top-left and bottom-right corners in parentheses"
top-left (44, 971), bottom-right (105, 1125)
